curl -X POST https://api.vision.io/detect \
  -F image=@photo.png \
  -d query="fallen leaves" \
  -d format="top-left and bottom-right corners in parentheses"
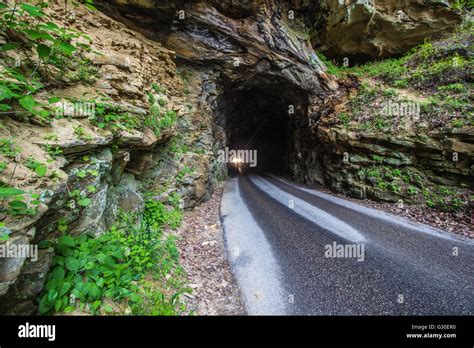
top-left (176, 183), bottom-right (245, 315)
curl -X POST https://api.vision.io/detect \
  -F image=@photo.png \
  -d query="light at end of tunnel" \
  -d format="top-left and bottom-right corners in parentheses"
top-left (231, 157), bottom-right (243, 164)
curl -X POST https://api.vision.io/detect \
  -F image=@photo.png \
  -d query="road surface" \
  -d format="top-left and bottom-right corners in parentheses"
top-left (220, 173), bottom-right (474, 315)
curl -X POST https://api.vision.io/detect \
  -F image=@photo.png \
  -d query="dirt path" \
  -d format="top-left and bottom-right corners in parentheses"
top-left (176, 183), bottom-right (245, 315)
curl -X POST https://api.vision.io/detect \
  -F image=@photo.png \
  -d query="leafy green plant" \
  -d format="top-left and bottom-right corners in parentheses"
top-left (0, 184), bottom-right (39, 217)
top-left (73, 125), bottom-right (85, 138)
top-left (44, 144), bottom-right (63, 158)
top-left (0, 222), bottom-right (10, 242)
top-left (38, 197), bottom-right (188, 315)
top-left (451, 0), bottom-right (470, 11)
top-left (338, 112), bottom-right (350, 128)
top-left (24, 157), bottom-right (47, 177)
top-left (0, 162), bottom-right (7, 174)
top-left (0, 1), bottom-right (94, 121)
top-left (145, 91), bottom-right (177, 136)
top-left (372, 155), bottom-right (384, 164)
top-left (151, 83), bottom-right (164, 94)
top-left (407, 186), bottom-right (419, 195)
top-left (89, 102), bottom-right (139, 131)
top-left (176, 165), bottom-right (194, 184)
top-left (422, 185), bottom-right (465, 211)
top-left (316, 53), bottom-right (345, 76)
top-left (0, 138), bottom-right (20, 158)
top-left (388, 182), bottom-right (400, 193)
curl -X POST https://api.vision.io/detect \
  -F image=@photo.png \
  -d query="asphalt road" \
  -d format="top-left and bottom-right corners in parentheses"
top-left (220, 173), bottom-right (474, 315)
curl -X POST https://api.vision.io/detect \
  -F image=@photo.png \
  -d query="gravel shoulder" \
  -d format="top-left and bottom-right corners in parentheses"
top-left (176, 182), bottom-right (245, 315)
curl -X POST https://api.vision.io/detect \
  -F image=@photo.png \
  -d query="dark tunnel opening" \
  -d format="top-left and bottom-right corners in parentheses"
top-left (216, 76), bottom-right (308, 176)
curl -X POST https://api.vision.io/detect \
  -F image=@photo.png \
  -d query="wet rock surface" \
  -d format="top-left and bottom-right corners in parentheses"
top-left (0, 0), bottom-right (470, 315)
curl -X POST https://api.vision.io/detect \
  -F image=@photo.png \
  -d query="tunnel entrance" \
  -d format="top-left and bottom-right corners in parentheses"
top-left (216, 76), bottom-right (308, 175)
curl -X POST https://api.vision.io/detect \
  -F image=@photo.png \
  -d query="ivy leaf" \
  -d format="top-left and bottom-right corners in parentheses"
top-left (44, 22), bottom-right (59, 31)
top-left (0, 85), bottom-right (16, 101)
top-left (58, 235), bottom-right (75, 247)
top-left (54, 298), bottom-right (63, 312)
top-left (0, 187), bottom-right (25, 198)
top-left (19, 95), bottom-right (36, 112)
top-left (24, 29), bottom-right (53, 41)
top-left (39, 110), bottom-right (51, 118)
top-left (38, 295), bottom-right (54, 314)
top-left (78, 198), bottom-right (92, 207)
top-left (0, 104), bottom-right (12, 111)
top-left (51, 267), bottom-right (65, 281)
top-left (84, 3), bottom-right (97, 11)
top-left (48, 96), bottom-right (61, 104)
top-left (56, 41), bottom-right (76, 56)
top-left (0, 104), bottom-right (11, 111)
top-left (65, 257), bottom-right (80, 272)
top-left (47, 289), bottom-right (58, 303)
top-left (0, 43), bottom-right (19, 52)
top-left (59, 282), bottom-right (72, 297)
top-left (103, 305), bottom-right (113, 313)
top-left (20, 3), bottom-right (44, 17)
top-left (129, 293), bottom-right (141, 303)
top-left (37, 44), bottom-right (51, 59)
top-left (88, 283), bottom-right (101, 300)
top-left (9, 200), bottom-right (28, 210)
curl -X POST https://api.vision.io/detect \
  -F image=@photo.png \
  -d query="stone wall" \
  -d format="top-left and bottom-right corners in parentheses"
top-left (0, 2), bottom-right (216, 314)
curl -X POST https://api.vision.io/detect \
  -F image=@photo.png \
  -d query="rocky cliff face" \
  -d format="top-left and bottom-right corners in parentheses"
top-left (314, 0), bottom-right (463, 61)
top-left (0, 1), bottom-right (216, 314)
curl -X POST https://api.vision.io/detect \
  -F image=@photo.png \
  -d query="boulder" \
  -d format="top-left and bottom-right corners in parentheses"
top-left (316, 0), bottom-right (462, 60)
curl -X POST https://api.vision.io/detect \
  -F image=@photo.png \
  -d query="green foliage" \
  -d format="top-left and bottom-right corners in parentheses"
top-left (68, 58), bottom-right (100, 83)
top-left (0, 1), bottom-right (94, 121)
top-left (437, 83), bottom-right (467, 93)
top-left (176, 165), bottom-right (194, 184)
top-left (143, 199), bottom-right (182, 231)
top-left (89, 102), bottom-right (139, 131)
top-left (44, 144), bottom-right (63, 158)
top-left (407, 186), bottom-right (419, 196)
top-left (422, 185), bottom-right (465, 211)
top-left (0, 222), bottom-right (10, 242)
top-left (317, 53), bottom-right (344, 76)
top-left (72, 124), bottom-right (93, 141)
top-left (338, 112), bottom-right (350, 128)
top-left (372, 155), bottom-right (384, 164)
top-left (0, 184), bottom-right (39, 217)
top-left (0, 138), bottom-right (21, 158)
top-left (350, 56), bottom-right (410, 85)
top-left (145, 90), bottom-right (177, 136)
top-left (388, 182), bottom-right (400, 193)
top-left (24, 157), bottom-right (47, 177)
top-left (0, 186), bottom-right (25, 198)
top-left (343, 28), bottom-right (473, 97)
top-left (38, 198), bottom-right (188, 315)
top-left (151, 83), bottom-right (165, 94)
top-left (450, 0), bottom-right (471, 11)
top-left (361, 164), bottom-right (467, 212)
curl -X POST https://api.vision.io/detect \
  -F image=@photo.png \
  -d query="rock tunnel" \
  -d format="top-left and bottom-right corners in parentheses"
top-left (216, 75), bottom-right (310, 175)
top-left (96, 0), bottom-right (338, 178)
